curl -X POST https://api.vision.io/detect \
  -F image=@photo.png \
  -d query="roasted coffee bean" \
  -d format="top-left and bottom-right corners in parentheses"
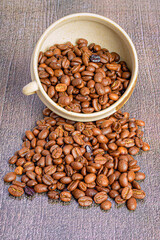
top-left (109, 190), bottom-right (119, 199)
top-left (24, 186), bottom-right (35, 196)
top-left (52, 147), bottom-right (62, 158)
top-left (25, 130), bottom-right (35, 140)
top-left (67, 180), bottom-right (79, 191)
top-left (15, 166), bottom-right (23, 175)
top-left (60, 191), bottom-right (71, 202)
top-left (52, 172), bottom-right (66, 180)
top-left (118, 160), bottom-right (128, 172)
top-left (132, 180), bottom-right (141, 190)
top-left (8, 185), bottom-right (24, 197)
top-left (48, 190), bottom-right (59, 200)
top-left (78, 182), bottom-right (87, 192)
top-left (71, 161), bottom-right (83, 170)
top-left (94, 191), bottom-right (108, 204)
top-left (90, 54), bottom-right (101, 63)
top-left (26, 171), bottom-right (36, 180)
top-left (132, 189), bottom-right (146, 199)
top-left (84, 173), bottom-right (96, 184)
top-left (9, 155), bottom-right (18, 164)
top-left (34, 184), bottom-right (48, 193)
top-left (42, 174), bottom-right (54, 185)
top-left (78, 196), bottom-right (93, 207)
top-left (128, 146), bottom-right (139, 155)
top-left (119, 173), bottom-right (128, 187)
top-left (60, 176), bottom-right (72, 184)
top-left (100, 200), bottom-right (112, 210)
top-left (95, 186), bottom-right (110, 193)
top-left (38, 129), bottom-right (49, 139)
top-left (21, 175), bottom-right (29, 183)
top-left (27, 180), bottom-right (37, 187)
top-left (142, 142), bottom-right (150, 151)
top-left (44, 165), bottom-right (56, 175)
top-left (72, 189), bottom-right (85, 199)
top-left (111, 181), bottom-right (121, 191)
top-left (4, 172), bottom-right (16, 182)
top-left (135, 172), bottom-right (145, 181)
top-left (115, 195), bottom-right (126, 204)
top-left (96, 174), bottom-right (109, 187)
top-left (126, 197), bottom-right (137, 210)
top-left (121, 187), bottom-right (133, 199)
top-left (85, 188), bottom-right (97, 198)
top-left (127, 171), bottom-right (135, 182)
top-left (12, 181), bottom-right (26, 188)
top-left (72, 173), bottom-right (83, 180)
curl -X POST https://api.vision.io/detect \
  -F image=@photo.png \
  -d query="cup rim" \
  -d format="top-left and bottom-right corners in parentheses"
top-left (33, 13), bottom-right (138, 118)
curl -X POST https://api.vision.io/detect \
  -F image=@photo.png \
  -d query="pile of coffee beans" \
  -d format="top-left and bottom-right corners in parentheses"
top-left (38, 39), bottom-right (131, 113)
top-left (4, 108), bottom-right (150, 211)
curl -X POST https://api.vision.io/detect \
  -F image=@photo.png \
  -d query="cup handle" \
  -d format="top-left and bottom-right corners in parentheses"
top-left (22, 81), bottom-right (39, 95)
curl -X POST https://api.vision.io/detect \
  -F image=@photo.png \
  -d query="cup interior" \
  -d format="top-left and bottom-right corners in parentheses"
top-left (33, 13), bottom-right (138, 120)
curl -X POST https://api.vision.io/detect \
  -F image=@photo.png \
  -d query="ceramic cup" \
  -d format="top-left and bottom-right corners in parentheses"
top-left (22, 13), bottom-right (138, 122)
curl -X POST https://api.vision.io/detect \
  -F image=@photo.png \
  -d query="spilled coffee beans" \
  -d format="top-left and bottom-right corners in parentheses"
top-left (4, 108), bottom-right (150, 211)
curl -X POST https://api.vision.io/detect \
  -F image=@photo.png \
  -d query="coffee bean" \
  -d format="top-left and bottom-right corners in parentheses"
top-left (21, 175), bottom-right (29, 183)
top-left (78, 196), bottom-right (93, 207)
top-left (85, 188), bottom-right (97, 198)
top-left (15, 166), bottom-right (23, 175)
top-left (121, 187), bottom-right (133, 199)
top-left (111, 181), bottom-right (121, 190)
top-left (142, 142), bottom-right (150, 151)
top-left (52, 172), bottom-right (66, 180)
top-left (27, 180), bottom-right (37, 187)
top-left (67, 180), bottom-right (79, 191)
top-left (26, 171), bottom-right (36, 180)
top-left (42, 174), bottom-right (54, 185)
top-left (4, 172), bottom-right (16, 182)
top-left (132, 180), bottom-right (141, 190)
top-left (25, 130), bottom-right (35, 140)
top-left (38, 129), bottom-right (49, 139)
top-left (128, 146), bottom-right (139, 155)
top-left (132, 189), bottom-right (146, 199)
top-left (48, 190), bottom-right (59, 200)
top-left (115, 195), bottom-right (126, 204)
top-left (8, 185), bottom-right (24, 197)
top-left (12, 181), bottom-right (26, 188)
top-left (72, 189), bottom-right (85, 199)
top-left (94, 191), bottom-right (108, 204)
top-left (18, 147), bottom-right (29, 157)
top-left (126, 197), bottom-right (137, 210)
top-left (135, 172), bottom-right (145, 181)
top-left (24, 186), bottom-right (35, 196)
top-left (96, 174), bottom-right (109, 187)
top-left (9, 155), bottom-right (18, 164)
top-left (118, 160), bottom-right (128, 172)
top-left (109, 190), bottom-right (119, 199)
top-left (34, 184), bottom-right (48, 193)
top-left (60, 191), bottom-right (71, 202)
top-left (100, 200), bottom-right (112, 210)
top-left (90, 55), bottom-right (101, 63)
top-left (119, 173), bottom-right (128, 187)
top-left (84, 173), bottom-right (96, 184)
top-left (77, 182), bottom-right (86, 192)
top-left (71, 161), bottom-right (83, 170)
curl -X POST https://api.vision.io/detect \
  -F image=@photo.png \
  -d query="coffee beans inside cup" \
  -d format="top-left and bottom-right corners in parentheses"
top-left (4, 108), bottom-right (150, 211)
top-left (38, 39), bottom-right (131, 113)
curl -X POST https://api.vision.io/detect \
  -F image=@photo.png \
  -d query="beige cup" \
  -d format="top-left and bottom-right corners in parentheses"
top-left (22, 13), bottom-right (138, 122)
